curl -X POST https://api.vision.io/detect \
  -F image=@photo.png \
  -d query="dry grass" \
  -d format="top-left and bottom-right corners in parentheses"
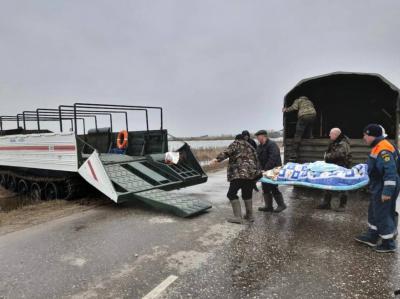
top-left (203, 160), bottom-right (228, 172)
top-left (192, 147), bottom-right (225, 161)
top-left (192, 142), bottom-right (282, 172)
top-left (0, 188), bottom-right (109, 236)
top-left (192, 146), bottom-right (228, 172)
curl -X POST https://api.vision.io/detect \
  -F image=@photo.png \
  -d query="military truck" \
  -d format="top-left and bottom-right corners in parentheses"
top-left (283, 72), bottom-right (400, 165)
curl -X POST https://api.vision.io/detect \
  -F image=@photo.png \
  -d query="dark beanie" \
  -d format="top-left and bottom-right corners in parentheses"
top-left (242, 130), bottom-right (250, 137)
top-left (235, 134), bottom-right (244, 140)
top-left (363, 124), bottom-right (383, 137)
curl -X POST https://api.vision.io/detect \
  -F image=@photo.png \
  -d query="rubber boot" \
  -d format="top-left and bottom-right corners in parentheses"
top-left (335, 194), bottom-right (347, 212)
top-left (273, 193), bottom-right (287, 213)
top-left (317, 193), bottom-right (331, 210)
top-left (258, 193), bottom-right (273, 212)
top-left (227, 199), bottom-right (243, 224)
top-left (243, 199), bottom-right (254, 222)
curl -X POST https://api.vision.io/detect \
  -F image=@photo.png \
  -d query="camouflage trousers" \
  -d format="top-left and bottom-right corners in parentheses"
top-left (292, 114), bottom-right (316, 158)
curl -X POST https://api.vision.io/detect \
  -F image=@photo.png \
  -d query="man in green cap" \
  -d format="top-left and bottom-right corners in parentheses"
top-left (283, 96), bottom-right (317, 160)
top-left (255, 130), bottom-right (287, 213)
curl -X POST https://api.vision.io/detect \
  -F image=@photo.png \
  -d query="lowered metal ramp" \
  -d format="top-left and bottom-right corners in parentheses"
top-left (134, 189), bottom-right (211, 217)
top-left (79, 147), bottom-right (211, 217)
top-left (104, 161), bottom-right (211, 217)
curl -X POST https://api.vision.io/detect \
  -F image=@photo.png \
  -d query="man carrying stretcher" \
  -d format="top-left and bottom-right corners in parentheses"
top-left (317, 128), bottom-right (352, 212)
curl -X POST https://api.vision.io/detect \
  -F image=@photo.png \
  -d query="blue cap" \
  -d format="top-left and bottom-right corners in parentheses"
top-left (363, 124), bottom-right (383, 137)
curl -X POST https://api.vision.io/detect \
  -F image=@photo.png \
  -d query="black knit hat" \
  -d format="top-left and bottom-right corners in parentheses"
top-left (235, 134), bottom-right (244, 140)
top-left (363, 124), bottom-right (383, 137)
top-left (242, 130), bottom-right (250, 137)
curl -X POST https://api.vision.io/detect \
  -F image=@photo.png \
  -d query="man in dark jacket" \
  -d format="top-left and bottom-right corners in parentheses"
top-left (255, 130), bottom-right (286, 213)
top-left (318, 128), bottom-right (352, 211)
top-left (211, 134), bottom-right (260, 224)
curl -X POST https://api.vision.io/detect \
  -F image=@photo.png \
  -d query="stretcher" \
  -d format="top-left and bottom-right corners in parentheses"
top-left (260, 161), bottom-right (369, 191)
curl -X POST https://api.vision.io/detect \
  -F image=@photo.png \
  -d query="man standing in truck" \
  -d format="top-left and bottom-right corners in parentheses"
top-left (282, 96), bottom-right (317, 160)
top-left (355, 124), bottom-right (400, 253)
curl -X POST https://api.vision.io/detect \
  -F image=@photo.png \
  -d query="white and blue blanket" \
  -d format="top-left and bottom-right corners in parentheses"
top-left (260, 161), bottom-right (369, 191)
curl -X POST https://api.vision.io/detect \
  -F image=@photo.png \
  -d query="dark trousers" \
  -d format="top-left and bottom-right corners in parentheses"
top-left (324, 190), bottom-right (348, 203)
top-left (368, 190), bottom-right (399, 239)
top-left (293, 114), bottom-right (316, 157)
top-left (227, 179), bottom-right (254, 201)
top-left (262, 182), bottom-right (282, 197)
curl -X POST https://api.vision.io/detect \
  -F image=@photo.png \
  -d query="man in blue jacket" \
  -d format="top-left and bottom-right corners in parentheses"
top-left (355, 124), bottom-right (400, 253)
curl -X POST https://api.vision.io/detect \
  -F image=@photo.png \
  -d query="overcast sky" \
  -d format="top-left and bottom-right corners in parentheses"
top-left (1, 0), bottom-right (400, 136)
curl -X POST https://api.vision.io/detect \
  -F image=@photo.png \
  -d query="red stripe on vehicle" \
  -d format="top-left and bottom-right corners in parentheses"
top-left (0, 146), bottom-right (48, 151)
top-left (87, 160), bottom-right (98, 182)
top-left (54, 145), bottom-right (76, 151)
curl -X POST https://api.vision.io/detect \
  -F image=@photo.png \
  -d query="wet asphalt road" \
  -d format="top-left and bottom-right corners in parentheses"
top-left (0, 170), bottom-right (400, 299)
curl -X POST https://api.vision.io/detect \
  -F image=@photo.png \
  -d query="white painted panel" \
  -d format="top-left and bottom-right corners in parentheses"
top-left (78, 151), bottom-right (118, 202)
top-left (0, 132), bottom-right (78, 172)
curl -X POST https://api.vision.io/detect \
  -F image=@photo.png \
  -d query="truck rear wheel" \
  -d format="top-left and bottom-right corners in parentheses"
top-left (17, 179), bottom-right (29, 195)
top-left (30, 183), bottom-right (43, 201)
top-left (0, 174), bottom-right (6, 188)
top-left (7, 175), bottom-right (17, 192)
top-left (44, 182), bottom-right (59, 200)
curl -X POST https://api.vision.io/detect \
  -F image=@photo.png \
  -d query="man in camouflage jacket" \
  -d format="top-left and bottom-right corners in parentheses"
top-left (283, 96), bottom-right (317, 160)
top-left (211, 134), bottom-right (261, 224)
top-left (318, 128), bottom-right (352, 211)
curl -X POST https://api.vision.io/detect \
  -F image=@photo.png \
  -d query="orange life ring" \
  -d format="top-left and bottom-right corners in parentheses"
top-left (116, 130), bottom-right (128, 149)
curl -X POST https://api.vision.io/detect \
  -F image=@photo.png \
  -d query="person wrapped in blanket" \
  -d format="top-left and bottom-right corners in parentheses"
top-left (317, 128), bottom-right (352, 212)
top-left (355, 124), bottom-right (400, 253)
top-left (210, 134), bottom-right (261, 224)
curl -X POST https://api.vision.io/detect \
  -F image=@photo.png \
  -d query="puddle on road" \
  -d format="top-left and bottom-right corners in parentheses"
top-left (148, 216), bottom-right (177, 224)
top-left (167, 250), bottom-right (212, 274)
top-left (60, 254), bottom-right (88, 267)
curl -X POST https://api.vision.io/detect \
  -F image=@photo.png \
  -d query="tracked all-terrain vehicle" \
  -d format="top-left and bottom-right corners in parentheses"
top-left (0, 103), bottom-right (211, 217)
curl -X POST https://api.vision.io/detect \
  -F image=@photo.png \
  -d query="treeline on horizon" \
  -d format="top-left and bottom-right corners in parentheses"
top-left (169, 130), bottom-right (283, 141)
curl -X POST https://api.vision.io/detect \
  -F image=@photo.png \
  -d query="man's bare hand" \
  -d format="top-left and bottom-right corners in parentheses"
top-left (382, 195), bottom-right (391, 202)
top-left (282, 107), bottom-right (287, 113)
top-left (210, 158), bottom-right (219, 166)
